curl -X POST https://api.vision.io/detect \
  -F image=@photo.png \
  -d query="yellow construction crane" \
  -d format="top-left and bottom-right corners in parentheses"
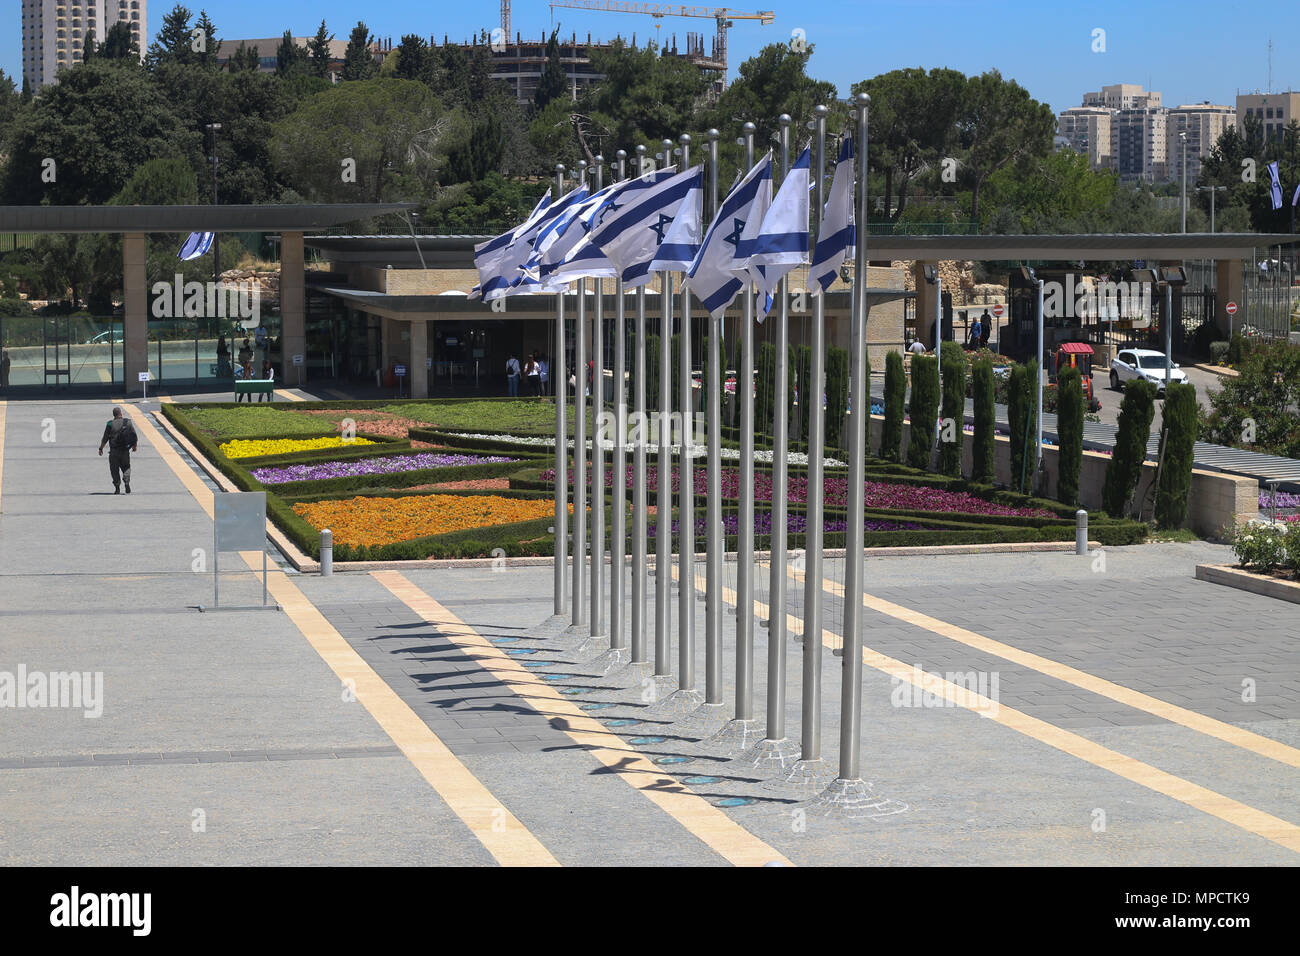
top-left (544, 1), bottom-right (775, 84)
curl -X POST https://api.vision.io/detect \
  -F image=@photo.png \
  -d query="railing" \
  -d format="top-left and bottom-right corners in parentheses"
top-left (864, 221), bottom-right (980, 237)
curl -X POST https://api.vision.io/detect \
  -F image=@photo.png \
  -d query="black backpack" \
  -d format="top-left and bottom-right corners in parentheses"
top-left (112, 419), bottom-right (136, 450)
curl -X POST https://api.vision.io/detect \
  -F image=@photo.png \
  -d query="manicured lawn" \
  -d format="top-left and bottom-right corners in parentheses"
top-left (384, 401), bottom-right (593, 436)
top-left (181, 405), bottom-right (331, 440)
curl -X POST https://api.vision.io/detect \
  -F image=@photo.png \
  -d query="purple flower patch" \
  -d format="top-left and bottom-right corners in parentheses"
top-left (251, 452), bottom-right (518, 484)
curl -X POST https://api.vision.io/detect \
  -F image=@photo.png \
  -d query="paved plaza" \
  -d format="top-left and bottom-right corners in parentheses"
top-left (2, 392), bottom-right (1299, 866)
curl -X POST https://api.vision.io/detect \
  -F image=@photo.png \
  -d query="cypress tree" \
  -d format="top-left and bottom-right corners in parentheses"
top-left (825, 346), bottom-right (849, 453)
top-left (938, 341), bottom-right (966, 477)
top-left (1101, 379), bottom-right (1157, 518)
top-left (906, 354), bottom-right (940, 471)
top-left (971, 359), bottom-right (996, 484)
top-left (756, 341), bottom-right (776, 435)
top-left (795, 344), bottom-right (812, 442)
top-left (1155, 382), bottom-right (1198, 528)
top-left (534, 28), bottom-right (567, 108)
top-left (342, 22), bottom-right (376, 81)
top-left (1056, 366), bottom-right (1084, 505)
top-left (881, 350), bottom-right (905, 462)
top-left (1008, 363), bottom-right (1029, 493)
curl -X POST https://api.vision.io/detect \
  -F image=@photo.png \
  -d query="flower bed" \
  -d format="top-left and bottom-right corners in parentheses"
top-left (250, 452), bottom-right (519, 484)
top-left (649, 514), bottom-right (931, 537)
top-left (221, 436), bottom-right (377, 459)
top-left (291, 493), bottom-right (558, 549)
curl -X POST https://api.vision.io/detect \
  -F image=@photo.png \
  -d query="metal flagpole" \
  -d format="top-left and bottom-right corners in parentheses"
top-left (703, 127), bottom-right (726, 715)
top-left (572, 160), bottom-right (589, 631)
top-left (707, 121), bottom-right (764, 753)
top-left (554, 163), bottom-right (569, 617)
top-left (588, 155), bottom-right (607, 645)
top-left (815, 92), bottom-right (878, 812)
top-left (603, 149), bottom-right (629, 667)
top-left (784, 104), bottom-right (832, 789)
top-left (747, 114), bottom-right (800, 770)
top-left (653, 139), bottom-right (675, 695)
top-left (630, 144), bottom-right (651, 674)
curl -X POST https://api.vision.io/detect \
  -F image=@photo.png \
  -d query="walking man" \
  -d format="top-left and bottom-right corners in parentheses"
top-left (98, 406), bottom-right (138, 494)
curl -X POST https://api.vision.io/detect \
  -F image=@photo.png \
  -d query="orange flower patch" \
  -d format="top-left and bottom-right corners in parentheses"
top-left (292, 494), bottom-right (563, 548)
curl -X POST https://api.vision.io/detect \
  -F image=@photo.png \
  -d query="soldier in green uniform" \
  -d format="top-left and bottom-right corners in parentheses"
top-left (97, 406), bottom-right (138, 494)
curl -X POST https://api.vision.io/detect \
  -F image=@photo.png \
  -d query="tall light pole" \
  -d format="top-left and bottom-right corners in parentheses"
top-left (589, 154), bottom-right (606, 645)
top-left (922, 264), bottom-right (941, 467)
top-left (206, 122), bottom-right (222, 283)
top-left (1198, 185), bottom-right (1226, 233)
top-left (572, 159), bottom-right (589, 631)
top-left (1021, 266), bottom-right (1045, 493)
top-left (554, 164), bottom-right (569, 617)
top-left (1180, 131), bottom-right (1188, 234)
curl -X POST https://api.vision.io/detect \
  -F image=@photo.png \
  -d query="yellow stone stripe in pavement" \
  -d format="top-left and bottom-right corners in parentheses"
top-left (275, 389), bottom-right (305, 402)
top-left (373, 570), bottom-right (793, 868)
top-left (685, 564), bottom-right (1300, 856)
top-left (789, 565), bottom-right (1300, 773)
top-left (124, 404), bottom-right (559, 867)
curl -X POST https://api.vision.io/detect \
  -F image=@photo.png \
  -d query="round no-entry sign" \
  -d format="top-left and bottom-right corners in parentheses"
top-left (1225, 301), bottom-right (1238, 315)
top-left (992, 303), bottom-right (1004, 317)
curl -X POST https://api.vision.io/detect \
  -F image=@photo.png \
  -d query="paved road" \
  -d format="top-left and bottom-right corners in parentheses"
top-left (3, 390), bottom-right (1300, 864)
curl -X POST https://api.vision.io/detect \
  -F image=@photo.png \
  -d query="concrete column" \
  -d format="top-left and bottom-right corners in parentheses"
top-left (123, 232), bottom-right (148, 396)
top-left (1215, 258), bottom-right (1245, 338)
top-left (280, 231), bottom-right (306, 384)
top-left (912, 261), bottom-right (940, 348)
top-left (410, 319), bottom-right (428, 398)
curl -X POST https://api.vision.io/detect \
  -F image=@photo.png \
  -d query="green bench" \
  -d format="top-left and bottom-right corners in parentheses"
top-left (234, 379), bottom-right (276, 402)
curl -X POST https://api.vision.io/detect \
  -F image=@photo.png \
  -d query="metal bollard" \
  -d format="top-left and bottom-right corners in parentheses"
top-left (321, 528), bottom-right (333, 576)
top-left (1075, 510), bottom-right (1088, 556)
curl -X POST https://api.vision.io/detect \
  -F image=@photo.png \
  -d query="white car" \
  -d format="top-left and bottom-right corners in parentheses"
top-left (1109, 348), bottom-right (1187, 394)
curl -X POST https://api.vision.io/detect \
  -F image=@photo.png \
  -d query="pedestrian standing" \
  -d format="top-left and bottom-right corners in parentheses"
top-left (506, 353), bottom-right (521, 397)
top-left (538, 353), bottom-right (550, 397)
top-left (0, 346), bottom-right (10, 389)
top-left (526, 351), bottom-right (542, 397)
top-left (97, 406), bottom-right (138, 495)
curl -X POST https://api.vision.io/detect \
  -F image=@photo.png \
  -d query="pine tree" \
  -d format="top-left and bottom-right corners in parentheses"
top-left (99, 21), bottom-right (140, 62)
top-left (275, 31), bottom-right (308, 77)
top-left (147, 4), bottom-right (194, 69)
top-left (308, 21), bottom-right (334, 79)
top-left (396, 34), bottom-right (434, 85)
top-left (194, 10), bottom-right (221, 68)
top-left (227, 42), bottom-right (259, 73)
top-left (534, 28), bottom-right (567, 108)
top-left (342, 22), bottom-right (376, 81)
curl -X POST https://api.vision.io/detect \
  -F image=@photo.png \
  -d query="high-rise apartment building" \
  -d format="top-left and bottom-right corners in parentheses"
top-left (1083, 83), bottom-right (1161, 111)
top-left (21, 0), bottom-right (146, 92)
top-left (1166, 103), bottom-right (1235, 184)
top-left (1115, 108), bottom-right (1168, 182)
top-left (1235, 92), bottom-right (1300, 143)
top-left (1057, 107), bottom-right (1113, 170)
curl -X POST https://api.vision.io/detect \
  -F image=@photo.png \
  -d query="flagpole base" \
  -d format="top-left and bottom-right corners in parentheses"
top-left (699, 717), bottom-right (768, 755)
top-left (670, 701), bottom-right (729, 738)
top-left (804, 777), bottom-right (909, 820)
top-left (765, 756), bottom-right (837, 793)
top-left (739, 736), bottom-right (801, 775)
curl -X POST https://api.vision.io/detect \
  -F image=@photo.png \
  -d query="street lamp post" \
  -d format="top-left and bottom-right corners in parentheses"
top-left (1198, 185), bottom-right (1226, 233)
top-left (1180, 131), bottom-right (1187, 234)
top-left (1021, 266), bottom-right (1045, 492)
top-left (206, 122), bottom-right (222, 283)
top-left (922, 265), bottom-right (941, 467)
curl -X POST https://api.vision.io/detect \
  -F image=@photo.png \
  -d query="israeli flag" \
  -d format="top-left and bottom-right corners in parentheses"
top-left (746, 147), bottom-right (811, 303)
top-left (481, 186), bottom-right (588, 301)
top-left (178, 232), bottom-right (215, 261)
top-left (1292, 181), bottom-right (1300, 208)
top-left (472, 188), bottom-right (551, 294)
top-left (536, 178), bottom-right (641, 288)
top-left (646, 167), bottom-right (705, 276)
top-left (1267, 161), bottom-right (1284, 211)
top-left (809, 137), bottom-right (855, 295)
top-left (686, 152), bottom-right (774, 319)
top-left (585, 165), bottom-right (701, 289)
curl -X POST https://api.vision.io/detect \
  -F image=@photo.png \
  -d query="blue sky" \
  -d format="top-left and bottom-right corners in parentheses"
top-left (3, 0), bottom-right (1298, 114)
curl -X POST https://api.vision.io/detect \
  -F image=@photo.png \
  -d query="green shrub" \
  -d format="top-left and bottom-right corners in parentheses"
top-left (938, 342), bottom-right (966, 477)
top-left (1007, 362), bottom-right (1031, 494)
top-left (971, 358), bottom-right (996, 484)
top-left (1231, 522), bottom-right (1287, 570)
top-left (906, 354), bottom-right (939, 471)
top-left (756, 341), bottom-right (776, 430)
top-left (1200, 339), bottom-right (1300, 458)
top-left (826, 346), bottom-right (849, 452)
top-left (1102, 378), bottom-right (1157, 518)
top-left (1209, 341), bottom-right (1229, 365)
top-left (1226, 332), bottom-right (1250, 365)
top-left (1154, 381), bottom-right (1197, 529)
top-left (1056, 366), bottom-right (1084, 506)
top-left (796, 344), bottom-right (812, 442)
top-left (881, 350), bottom-right (905, 462)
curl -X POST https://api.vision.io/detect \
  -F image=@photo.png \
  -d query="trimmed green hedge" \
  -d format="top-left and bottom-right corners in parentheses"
top-left (882, 350), bottom-right (905, 462)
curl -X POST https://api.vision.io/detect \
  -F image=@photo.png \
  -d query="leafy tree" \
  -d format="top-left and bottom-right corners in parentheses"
top-left (147, 4), bottom-right (195, 69)
top-left (0, 60), bottom-right (192, 205)
top-left (952, 69), bottom-right (1055, 222)
top-left (396, 34), bottom-right (435, 86)
top-left (342, 22), bottom-right (377, 81)
top-left (981, 149), bottom-right (1117, 233)
top-left (1102, 379), bottom-right (1157, 518)
top-left (881, 350), bottom-right (905, 461)
top-left (98, 20), bottom-right (141, 62)
top-left (422, 171), bottom-right (546, 233)
top-left (0, 68), bottom-right (19, 137)
top-left (971, 358), bottom-right (996, 483)
top-left (270, 79), bottom-right (462, 204)
top-left (1155, 383), bottom-right (1198, 529)
top-left (535, 28), bottom-right (568, 109)
top-left (1056, 366), bottom-right (1084, 505)
top-left (446, 113), bottom-right (505, 185)
top-left (938, 341), bottom-right (966, 476)
top-left (906, 354), bottom-right (939, 470)
top-left (308, 21), bottom-right (335, 79)
top-left (275, 31), bottom-right (309, 77)
top-left (1201, 340), bottom-right (1300, 458)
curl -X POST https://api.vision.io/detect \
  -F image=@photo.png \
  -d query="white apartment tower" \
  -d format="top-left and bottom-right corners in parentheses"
top-left (1057, 107), bottom-right (1113, 170)
top-left (1166, 103), bottom-right (1235, 185)
top-left (21, 0), bottom-right (146, 92)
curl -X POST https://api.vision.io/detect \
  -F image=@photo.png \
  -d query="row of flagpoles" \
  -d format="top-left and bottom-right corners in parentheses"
top-left (473, 95), bottom-right (878, 802)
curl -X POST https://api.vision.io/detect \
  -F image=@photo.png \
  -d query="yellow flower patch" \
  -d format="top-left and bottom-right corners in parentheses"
top-left (291, 494), bottom-right (563, 548)
top-left (220, 437), bottom-right (376, 459)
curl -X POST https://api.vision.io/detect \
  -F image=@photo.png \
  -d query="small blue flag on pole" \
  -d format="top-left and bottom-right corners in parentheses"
top-left (1267, 161), bottom-right (1284, 211)
top-left (178, 232), bottom-right (214, 261)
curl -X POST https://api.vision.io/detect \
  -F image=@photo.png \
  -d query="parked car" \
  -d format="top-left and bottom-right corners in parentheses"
top-left (1109, 348), bottom-right (1187, 395)
top-left (85, 329), bottom-right (124, 345)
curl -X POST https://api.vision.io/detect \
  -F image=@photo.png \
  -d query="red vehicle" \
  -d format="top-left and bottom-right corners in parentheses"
top-left (1052, 342), bottom-right (1101, 412)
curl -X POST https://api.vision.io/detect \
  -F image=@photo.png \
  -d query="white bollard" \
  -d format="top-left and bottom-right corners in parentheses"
top-left (1075, 510), bottom-right (1088, 556)
top-left (321, 528), bottom-right (333, 576)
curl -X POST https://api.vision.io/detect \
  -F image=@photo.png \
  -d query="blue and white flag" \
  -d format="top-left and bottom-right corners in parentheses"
top-left (1267, 161), bottom-right (1284, 211)
top-left (746, 147), bottom-right (811, 304)
top-left (178, 232), bottom-right (214, 261)
top-left (686, 152), bottom-right (774, 319)
top-left (574, 165), bottom-right (699, 289)
top-left (537, 177), bottom-right (645, 288)
top-left (472, 188), bottom-right (551, 293)
top-left (481, 186), bottom-right (588, 301)
top-left (809, 136), bottom-right (855, 295)
top-left (1292, 180), bottom-right (1300, 208)
top-left (646, 167), bottom-right (705, 277)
